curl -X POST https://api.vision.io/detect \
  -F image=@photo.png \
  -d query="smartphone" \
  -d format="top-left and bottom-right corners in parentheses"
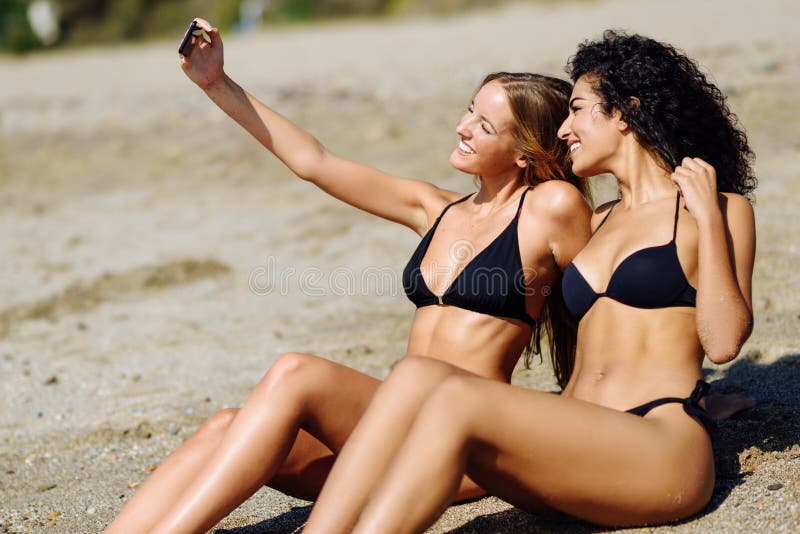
top-left (178, 20), bottom-right (198, 56)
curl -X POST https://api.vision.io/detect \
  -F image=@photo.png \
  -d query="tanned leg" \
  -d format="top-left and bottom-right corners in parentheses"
top-left (105, 408), bottom-right (238, 533)
top-left (354, 375), bottom-right (715, 534)
top-left (303, 356), bottom-right (485, 534)
top-left (105, 408), bottom-right (333, 534)
top-left (113, 352), bottom-right (380, 534)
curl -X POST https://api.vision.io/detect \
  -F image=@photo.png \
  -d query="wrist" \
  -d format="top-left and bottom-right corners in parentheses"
top-left (201, 71), bottom-right (229, 94)
top-left (695, 206), bottom-right (724, 234)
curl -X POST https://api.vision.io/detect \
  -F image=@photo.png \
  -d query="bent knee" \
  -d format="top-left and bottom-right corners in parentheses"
top-left (390, 355), bottom-right (440, 379)
top-left (249, 352), bottom-right (341, 407)
top-left (434, 374), bottom-right (479, 403)
top-left (259, 352), bottom-right (322, 389)
top-left (270, 352), bottom-right (317, 377)
top-left (197, 408), bottom-right (238, 440)
top-left (424, 376), bottom-right (481, 423)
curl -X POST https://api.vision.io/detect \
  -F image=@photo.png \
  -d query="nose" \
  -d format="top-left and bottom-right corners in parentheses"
top-left (455, 112), bottom-right (476, 138)
top-left (557, 115), bottom-right (571, 140)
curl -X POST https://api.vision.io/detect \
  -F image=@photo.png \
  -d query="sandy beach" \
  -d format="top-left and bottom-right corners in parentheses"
top-left (1, 0), bottom-right (799, 531)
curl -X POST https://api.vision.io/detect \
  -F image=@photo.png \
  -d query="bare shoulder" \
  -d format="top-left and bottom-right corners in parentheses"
top-left (719, 192), bottom-right (754, 218)
top-left (520, 181), bottom-right (592, 268)
top-left (718, 192), bottom-right (755, 238)
top-left (524, 180), bottom-right (590, 219)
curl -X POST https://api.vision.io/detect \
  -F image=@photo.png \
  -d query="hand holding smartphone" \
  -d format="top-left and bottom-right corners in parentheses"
top-left (178, 20), bottom-right (212, 57)
top-left (178, 20), bottom-right (198, 56)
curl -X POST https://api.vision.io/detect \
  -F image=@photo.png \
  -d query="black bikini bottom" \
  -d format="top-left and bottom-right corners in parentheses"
top-left (626, 380), bottom-right (714, 434)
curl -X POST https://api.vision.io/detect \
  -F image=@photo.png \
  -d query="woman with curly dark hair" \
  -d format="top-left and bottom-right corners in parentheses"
top-left (306, 30), bottom-right (757, 532)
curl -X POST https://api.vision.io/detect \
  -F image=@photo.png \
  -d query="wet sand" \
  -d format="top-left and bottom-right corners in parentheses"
top-left (1, 0), bottom-right (798, 531)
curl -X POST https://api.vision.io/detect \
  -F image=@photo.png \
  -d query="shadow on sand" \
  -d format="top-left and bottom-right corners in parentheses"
top-left (215, 505), bottom-right (311, 534)
top-left (217, 353), bottom-right (800, 533)
top-left (702, 352), bottom-right (800, 513)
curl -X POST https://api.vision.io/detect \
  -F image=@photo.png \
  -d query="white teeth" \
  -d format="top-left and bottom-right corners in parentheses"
top-left (569, 142), bottom-right (582, 153)
top-left (459, 140), bottom-right (475, 154)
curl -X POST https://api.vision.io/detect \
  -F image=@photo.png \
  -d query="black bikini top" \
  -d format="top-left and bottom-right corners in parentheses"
top-left (402, 188), bottom-right (536, 327)
top-left (561, 192), bottom-right (696, 323)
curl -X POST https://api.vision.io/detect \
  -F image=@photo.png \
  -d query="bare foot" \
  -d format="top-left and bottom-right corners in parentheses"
top-left (705, 393), bottom-right (756, 421)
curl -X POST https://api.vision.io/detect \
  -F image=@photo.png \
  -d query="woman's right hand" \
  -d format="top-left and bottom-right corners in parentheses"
top-left (174, 20), bottom-right (444, 234)
top-left (179, 18), bottom-right (225, 91)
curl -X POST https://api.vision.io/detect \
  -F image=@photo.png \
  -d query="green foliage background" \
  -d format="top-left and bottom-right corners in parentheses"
top-left (0, 0), bottom-right (511, 53)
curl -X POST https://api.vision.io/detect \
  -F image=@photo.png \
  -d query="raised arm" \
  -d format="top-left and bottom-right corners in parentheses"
top-left (179, 18), bottom-right (447, 235)
top-left (672, 158), bottom-right (755, 364)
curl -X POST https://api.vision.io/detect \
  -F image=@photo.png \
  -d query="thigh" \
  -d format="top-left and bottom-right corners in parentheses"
top-left (270, 429), bottom-right (335, 500)
top-left (443, 377), bottom-right (715, 525)
top-left (258, 352), bottom-right (382, 452)
top-left (272, 355), bottom-right (485, 502)
top-left (269, 432), bottom-right (489, 504)
top-left (262, 354), bottom-right (382, 497)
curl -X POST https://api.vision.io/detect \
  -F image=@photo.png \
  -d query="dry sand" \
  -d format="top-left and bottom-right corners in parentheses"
top-left (1, 0), bottom-right (798, 531)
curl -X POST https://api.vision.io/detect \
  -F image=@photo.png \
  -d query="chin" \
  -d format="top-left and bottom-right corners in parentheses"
top-left (570, 160), bottom-right (598, 179)
top-left (572, 167), bottom-right (593, 178)
top-left (448, 150), bottom-right (458, 168)
top-left (449, 152), bottom-right (472, 174)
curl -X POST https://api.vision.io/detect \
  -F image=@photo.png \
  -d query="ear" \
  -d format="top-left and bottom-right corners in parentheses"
top-left (515, 153), bottom-right (529, 169)
top-left (611, 108), bottom-right (628, 132)
top-left (616, 96), bottom-right (640, 132)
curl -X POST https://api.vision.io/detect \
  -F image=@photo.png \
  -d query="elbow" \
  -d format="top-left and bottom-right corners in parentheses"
top-left (291, 143), bottom-right (328, 183)
top-left (706, 347), bottom-right (740, 365)
top-left (292, 157), bottom-right (320, 182)
top-left (704, 316), bottom-right (753, 365)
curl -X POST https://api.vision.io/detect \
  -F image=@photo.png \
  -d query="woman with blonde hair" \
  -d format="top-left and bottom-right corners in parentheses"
top-left (105, 18), bottom-right (593, 533)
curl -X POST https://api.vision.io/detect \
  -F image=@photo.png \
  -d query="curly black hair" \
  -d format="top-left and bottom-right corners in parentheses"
top-left (566, 30), bottom-right (756, 199)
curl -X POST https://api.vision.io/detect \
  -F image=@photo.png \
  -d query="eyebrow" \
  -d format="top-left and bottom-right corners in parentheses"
top-left (569, 97), bottom-right (590, 107)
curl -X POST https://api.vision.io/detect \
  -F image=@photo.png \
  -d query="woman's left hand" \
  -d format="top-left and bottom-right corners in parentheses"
top-left (670, 157), bottom-right (721, 223)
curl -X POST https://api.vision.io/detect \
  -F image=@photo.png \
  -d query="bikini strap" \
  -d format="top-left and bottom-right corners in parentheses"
top-left (513, 187), bottom-right (532, 220)
top-left (672, 192), bottom-right (682, 242)
top-left (592, 200), bottom-right (619, 235)
top-left (436, 192), bottom-right (474, 221)
top-left (626, 380), bottom-right (715, 433)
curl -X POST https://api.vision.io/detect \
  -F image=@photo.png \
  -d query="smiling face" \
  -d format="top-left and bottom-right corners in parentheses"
top-left (557, 76), bottom-right (627, 178)
top-left (449, 80), bottom-right (525, 179)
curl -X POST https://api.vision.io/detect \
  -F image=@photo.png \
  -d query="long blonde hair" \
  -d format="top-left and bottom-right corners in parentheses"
top-left (481, 72), bottom-right (591, 388)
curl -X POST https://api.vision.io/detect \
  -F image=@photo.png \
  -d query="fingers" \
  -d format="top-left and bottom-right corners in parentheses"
top-left (671, 158), bottom-right (698, 192)
top-left (193, 18), bottom-right (220, 40)
top-left (670, 164), bottom-right (693, 189)
top-left (694, 158), bottom-right (715, 174)
top-left (671, 156), bottom-right (719, 212)
top-left (679, 157), bottom-right (715, 174)
top-left (669, 172), bottom-right (684, 194)
top-left (680, 157), bottom-right (702, 172)
top-left (193, 17), bottom-right (213, 31)
top-left (178, 19), bottom-right (219, 66)
top-left (675, 157), bottom-right (716, 179)
top-left (182, 17), bottom-right (219, 50)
